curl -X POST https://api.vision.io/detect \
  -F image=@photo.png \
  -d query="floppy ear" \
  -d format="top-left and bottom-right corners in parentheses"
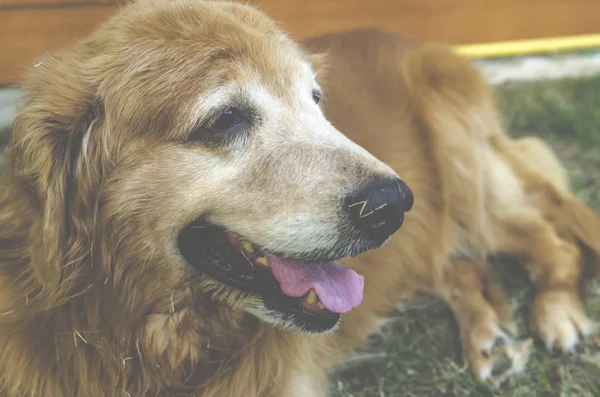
top-left (306, 52), bottom-right (329, 83)
top-left (9, 52), bottom-right (105, 288)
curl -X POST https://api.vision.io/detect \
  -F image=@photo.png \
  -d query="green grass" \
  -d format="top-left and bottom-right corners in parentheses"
top-left (331, 75), bottom-right (600, 397)
top-left (1, 75), bottom-right (600, 396)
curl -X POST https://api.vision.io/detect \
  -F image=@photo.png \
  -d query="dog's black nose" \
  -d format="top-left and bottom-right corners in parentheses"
top-left (345, 178), bottom-right (413, 242)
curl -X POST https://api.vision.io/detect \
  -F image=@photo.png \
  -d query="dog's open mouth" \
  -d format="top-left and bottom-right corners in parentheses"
top-left (178, 221), bottom-right (365, 332)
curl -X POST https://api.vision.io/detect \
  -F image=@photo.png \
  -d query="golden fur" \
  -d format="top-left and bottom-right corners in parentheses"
top-left (1, 1), bottom-right (599, 395)
top-left (305, 30), bottom-right (600, 384)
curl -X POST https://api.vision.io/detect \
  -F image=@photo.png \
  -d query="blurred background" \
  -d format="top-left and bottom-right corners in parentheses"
top-left (1, 1), bottom-right (600, 395)
top-left (1, 0), bottom-right (600, 84)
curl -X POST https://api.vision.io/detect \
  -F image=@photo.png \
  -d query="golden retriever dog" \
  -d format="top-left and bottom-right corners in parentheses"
top-left (2, 0), bottom-right (600, 395)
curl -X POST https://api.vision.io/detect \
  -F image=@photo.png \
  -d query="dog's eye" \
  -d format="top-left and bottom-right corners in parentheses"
top-left (187, 107), bottom-right (253, 144)
top-left (209, 108), bottom-right (245, 133)
top-left (312, 89), bottom-right (322, 104)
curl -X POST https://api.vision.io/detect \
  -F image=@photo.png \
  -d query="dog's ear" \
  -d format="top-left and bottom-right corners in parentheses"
top-left (306, 52), bottom-right (329, 83)
top-left (10, 51), bottom-right (106, 287)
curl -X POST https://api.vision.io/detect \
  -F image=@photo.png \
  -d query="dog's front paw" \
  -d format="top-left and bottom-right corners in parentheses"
top-left (531, 288), bottom-right (595, 352)
top-left (465, 323), bottom-right (533, 387)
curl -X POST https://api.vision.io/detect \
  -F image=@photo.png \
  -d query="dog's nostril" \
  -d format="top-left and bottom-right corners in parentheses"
top-left (396, 178), bottom-right (414, 212)
top-left (345, 177), bottom-right (413, 243)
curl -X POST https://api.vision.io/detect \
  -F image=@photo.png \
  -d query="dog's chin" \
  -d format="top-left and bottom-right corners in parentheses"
top-left (177, 220), bottom-right (376, 334)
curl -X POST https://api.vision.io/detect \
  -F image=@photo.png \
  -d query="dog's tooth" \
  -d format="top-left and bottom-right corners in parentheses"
top-left (305, 289), bottom-right (318, 305)
top-left (316, 302), bottom-right (325, 310)
top-left (255, 256), bottom-right (269, 267)
top-left (241, 241), bottom-right (255, 254)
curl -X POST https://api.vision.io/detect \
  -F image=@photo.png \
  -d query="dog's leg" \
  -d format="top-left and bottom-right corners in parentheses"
top-left (440, 259), bottom-right (532, 386)
top-left (493, 209), bottom-right (595, 351)
top-left (488, 136), bottom-right (596, 351)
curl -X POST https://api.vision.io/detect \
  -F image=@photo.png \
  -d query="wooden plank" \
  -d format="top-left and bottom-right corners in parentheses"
top-left (0, 5), bottom-right (116, 84)
top-left (256, 0), bottom-right (600, 44)
top-left (0, 0), bottom-right (108, 7)
top-left (1, 0), bottom-right (600, 84)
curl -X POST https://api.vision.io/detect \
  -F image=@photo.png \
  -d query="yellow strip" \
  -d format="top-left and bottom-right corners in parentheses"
top-left (454, 34), bottom-right (600, 59)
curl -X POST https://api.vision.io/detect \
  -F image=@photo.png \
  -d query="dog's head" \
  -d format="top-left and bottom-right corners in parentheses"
top-left (10, 0), bottom-right (412, 333)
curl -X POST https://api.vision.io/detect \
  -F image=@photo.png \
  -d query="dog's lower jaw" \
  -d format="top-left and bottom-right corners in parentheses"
top-left (196, 276), bottom-right (341, 334)
top-left (246, 304), bottom-right (341, 335)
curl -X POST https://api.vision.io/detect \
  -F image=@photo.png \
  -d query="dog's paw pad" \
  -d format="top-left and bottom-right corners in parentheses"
top-left (468, 325), bottom-right (532, 387)
top-left (532, 289), bottom-right (596, 352)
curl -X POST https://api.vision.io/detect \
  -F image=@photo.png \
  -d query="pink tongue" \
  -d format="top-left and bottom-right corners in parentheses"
top-left (268, 254), bottom-right (364, 314)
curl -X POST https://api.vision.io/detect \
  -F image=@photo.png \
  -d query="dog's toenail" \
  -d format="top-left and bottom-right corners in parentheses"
top-left (552, 341), bottom-right (561, 352)
top-left (491, 355), bottom-right (512, 376)
top-left (493, 336), bottom-right (506, 348)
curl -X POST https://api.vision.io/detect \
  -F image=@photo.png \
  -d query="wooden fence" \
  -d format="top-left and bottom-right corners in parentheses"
top-left (1, 0), bottom-right (599, 84)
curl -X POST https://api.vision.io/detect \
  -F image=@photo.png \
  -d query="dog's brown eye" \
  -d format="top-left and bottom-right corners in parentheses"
top-left (312, 89), bottom-right (322, 104)
top-left (209, 108), bottom-right (245, 133)
top-left (188, 107), bottom-right (253, 145)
